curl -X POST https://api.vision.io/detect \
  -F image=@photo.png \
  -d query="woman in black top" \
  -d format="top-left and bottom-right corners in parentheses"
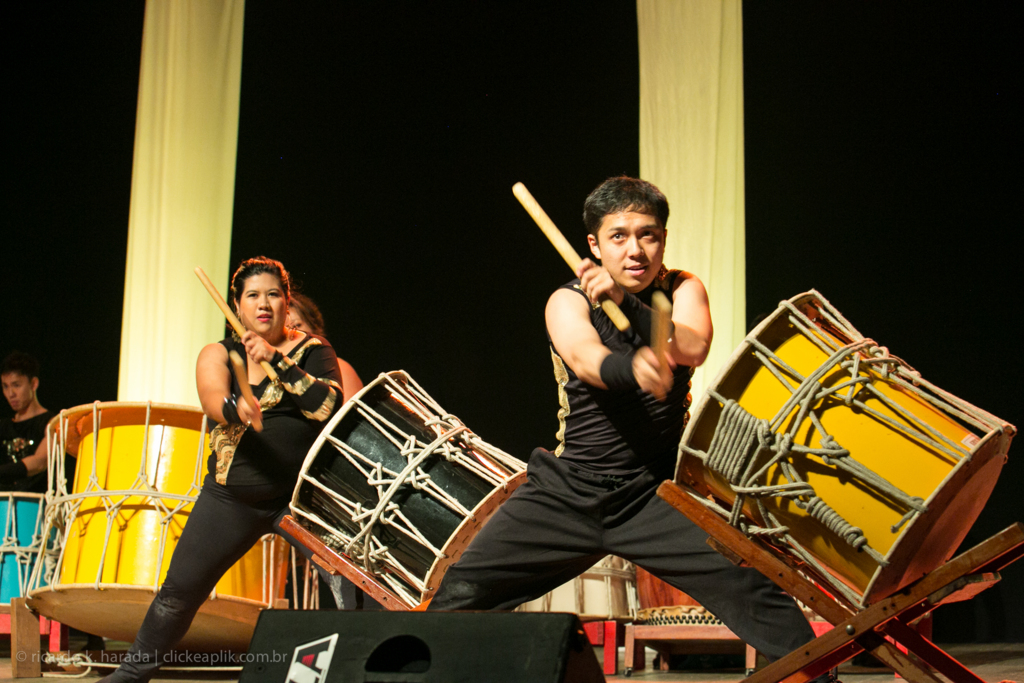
top-left (102, 256), bottom-right (345, 683)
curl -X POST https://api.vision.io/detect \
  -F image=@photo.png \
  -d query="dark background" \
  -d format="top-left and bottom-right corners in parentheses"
top-left (5, 2), bottom-right (1020, 642)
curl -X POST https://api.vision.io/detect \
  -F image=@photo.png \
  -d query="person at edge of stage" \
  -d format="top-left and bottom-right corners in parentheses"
top-left (100, 256), bottom-right (349, 683)
top-left (427, 177), bottom-right (827, 680)
top-left (1, 351), bottom-right (54, 492)
top-left (287, 292), bottom-right (364, 402)
top-left (285, 290), bottom-right (382, 611)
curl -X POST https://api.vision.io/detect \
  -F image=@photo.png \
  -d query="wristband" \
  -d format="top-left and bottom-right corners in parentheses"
top-left (599, 352), bottom-right (640, 391)
top-left (222, 395), bottom-right (243, 424)
top-left (618, 292), bottom-right (654, 344)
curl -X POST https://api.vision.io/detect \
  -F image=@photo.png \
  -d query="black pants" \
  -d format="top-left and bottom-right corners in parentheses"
top-left (105, 478), bottom-right (327, 682)
top-left (430, 448), bottom-right (817, 663)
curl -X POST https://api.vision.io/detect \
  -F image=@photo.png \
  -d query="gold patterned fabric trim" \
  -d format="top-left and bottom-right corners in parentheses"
top-left (211, 422), bottom-right (246, 485)
top-left (288, 335), bottom-right (321, 365)
top-left (652, 264), bottom-right (672, 292)
top-left (280, 362), bottom-right (316, 395)
top-left (302, 384), bottom-right (339, 422)
top-left (550, 348), bottom-right (571, 457)
top-left (260, 381), bottom-right (284, 411)
top-left (572, 283), bottom-right (600, 311)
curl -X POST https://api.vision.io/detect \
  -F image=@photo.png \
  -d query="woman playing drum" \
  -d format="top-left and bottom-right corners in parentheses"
top-left (101, 256), bottom-right (348, 683)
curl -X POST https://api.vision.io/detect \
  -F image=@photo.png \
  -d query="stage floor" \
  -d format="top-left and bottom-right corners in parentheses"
top-left (0, 641), bottom-right (1020, 682)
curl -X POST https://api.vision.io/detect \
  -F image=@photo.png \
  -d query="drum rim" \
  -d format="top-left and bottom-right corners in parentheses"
top-left (48, 401), bottom-right (208, 456)
top-left (422, 469), bottom-right (528, 603)
top-left (27, 583), bottom-right (276, 607)
top-left (677, 290), bottom-right (825, 461)
top-left (292, 370), bottom-right (411, 506)
top-left (26, 584), bottom-right (273, 651)
top-left (0, 491), bottom-right (47, 501)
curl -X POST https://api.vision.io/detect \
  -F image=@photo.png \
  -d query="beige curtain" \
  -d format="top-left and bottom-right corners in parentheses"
top-left (118, 0), bottom-right (246, 405)
top-left (637, 0), bottom-right (745, 403)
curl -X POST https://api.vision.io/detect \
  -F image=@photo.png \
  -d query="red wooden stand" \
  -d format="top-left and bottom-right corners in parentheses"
top-left (582, 620), bottom-right (626, 675)
top-left (658, 480), bottom-right (1024, 683)
top-left (0, 602), bottom-right (69, 653)
top-left (279, 515), bottom-right (415, 610)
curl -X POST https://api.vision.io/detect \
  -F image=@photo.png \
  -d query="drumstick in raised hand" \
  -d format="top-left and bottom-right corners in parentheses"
top-left (229, 351), bottom-right (264, 432)
top-left (651, 290), bottom-right (673, 400)
top-left (512, 182), bottom-right (631, 332)
top-left (194, 266), bottom-right (279, 382)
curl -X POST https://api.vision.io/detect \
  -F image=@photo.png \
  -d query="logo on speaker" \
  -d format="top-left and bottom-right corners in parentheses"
top-left (286, 633), bottom-right (338, 683)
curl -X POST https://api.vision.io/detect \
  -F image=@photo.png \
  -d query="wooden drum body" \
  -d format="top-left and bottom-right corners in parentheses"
top-left (677, 291), bottom-right (1014, 608)
top-left (291, 371), bottom-right (527, 608)
top-left (27, 402), bottom-right (288, 651)
top-left (518, 555), bottom-right (637, 622)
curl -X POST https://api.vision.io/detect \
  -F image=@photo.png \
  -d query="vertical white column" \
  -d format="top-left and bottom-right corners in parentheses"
top-left (637, 0), bottom-right (746, 402)
top-left (118, 0), bottom-right (246, 405)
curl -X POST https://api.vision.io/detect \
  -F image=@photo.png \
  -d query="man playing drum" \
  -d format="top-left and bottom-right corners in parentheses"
top-left (1, 351), bottom-right (54, 492)
top-left (429, 177), bottom-right (823, 674)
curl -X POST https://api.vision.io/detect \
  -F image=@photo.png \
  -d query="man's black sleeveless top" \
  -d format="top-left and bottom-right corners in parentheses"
top-left (548, 268), bottom-right (693, 476)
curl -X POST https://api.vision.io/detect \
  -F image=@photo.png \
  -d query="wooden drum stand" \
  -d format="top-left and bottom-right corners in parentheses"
top-left (658, 481), bottom-right (1023, 683)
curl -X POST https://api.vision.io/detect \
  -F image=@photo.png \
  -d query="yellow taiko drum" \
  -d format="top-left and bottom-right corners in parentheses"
top-left (676, 291), bottom-right (1014, 608)
top-left (27, 402), bottom-right (289, 651)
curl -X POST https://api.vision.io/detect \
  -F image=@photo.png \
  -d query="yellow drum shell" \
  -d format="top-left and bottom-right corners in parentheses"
top-left (677, 292), bottom-right (1011, 606)
top-left (28, 402), bottom-right (288, 651)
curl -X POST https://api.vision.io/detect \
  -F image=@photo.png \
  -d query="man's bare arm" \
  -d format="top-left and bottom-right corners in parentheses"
top-left (22, 434), bottom-right (49, 476)
top-left (667, 273), bottom-right (713, 368)
top-left (546, 289), bottom-right (612, 387)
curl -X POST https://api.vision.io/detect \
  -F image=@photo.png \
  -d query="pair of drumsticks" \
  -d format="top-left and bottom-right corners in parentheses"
top-left (195, 183), bottom-right (672, 416)
top-left (194, 267), bottom-right (268, 432)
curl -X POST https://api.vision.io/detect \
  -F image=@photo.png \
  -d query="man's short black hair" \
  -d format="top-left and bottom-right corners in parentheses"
top-left (583, 176), bottom-right (669, 236)
top-left (1, 351), bottom-right (40, 380)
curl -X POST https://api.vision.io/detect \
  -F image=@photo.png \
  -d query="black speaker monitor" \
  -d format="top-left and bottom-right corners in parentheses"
top-left (240, 611), bottom-right (604, 683)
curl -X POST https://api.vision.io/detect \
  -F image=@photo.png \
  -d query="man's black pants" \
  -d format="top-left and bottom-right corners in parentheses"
top-left (429, 448), bottom-right (817, 662)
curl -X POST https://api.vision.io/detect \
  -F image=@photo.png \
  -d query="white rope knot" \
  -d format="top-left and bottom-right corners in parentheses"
top-left (400, 434), bottom-right (418, 458)
top-left (818, 435), bottom-right (850, 465)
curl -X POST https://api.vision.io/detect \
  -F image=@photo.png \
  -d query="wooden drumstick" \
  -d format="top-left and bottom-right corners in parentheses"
top-left (229, 350), bottom-right (263, 432)
top-left (512, 182), bottom-right (631, 332)
top-left (194, 266), bottom-right (279, 382)
top-left (651, 290), bottom-right (673, 393)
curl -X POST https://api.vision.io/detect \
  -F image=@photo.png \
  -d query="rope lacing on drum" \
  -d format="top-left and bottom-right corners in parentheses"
top-left (679, 291), bottom-right (1007, 607)
top-left (25, 403), bottom-right (285, 612)
top-left (343, 420), bottom-right (472, 575)
top-left (704, 397), bottom-right (888, 563)
top-left (1, 492), bottom-right (52, 601)
top-left (290, 372), bottom-right (526, 607)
